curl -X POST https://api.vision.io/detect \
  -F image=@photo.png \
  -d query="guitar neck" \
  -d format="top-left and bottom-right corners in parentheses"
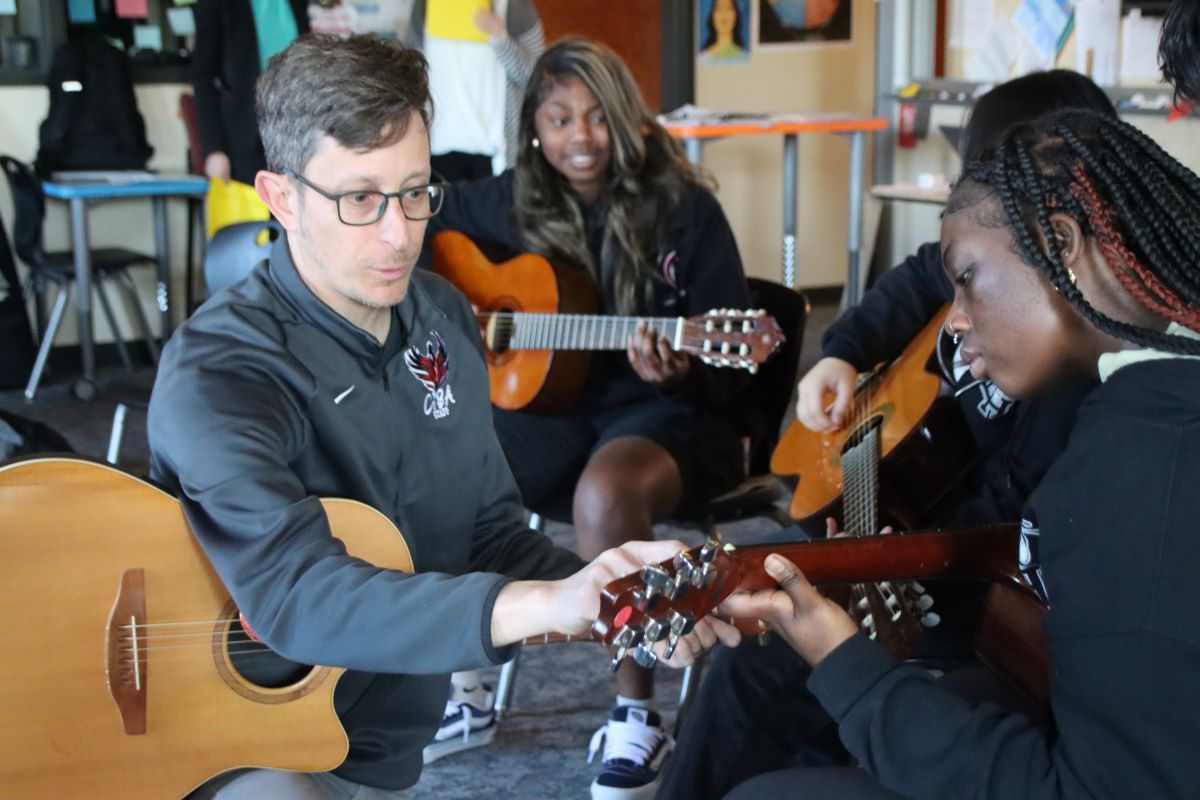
top-left (521, 631), bottom-right (599, 645)
top-left (486, 312), bottom-right (681, 352)
top-left (731, 525), bottom-right (1028, 593)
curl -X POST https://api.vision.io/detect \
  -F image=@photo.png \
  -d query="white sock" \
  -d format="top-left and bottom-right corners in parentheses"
top-left (616, 694), bottom-right (651, 709)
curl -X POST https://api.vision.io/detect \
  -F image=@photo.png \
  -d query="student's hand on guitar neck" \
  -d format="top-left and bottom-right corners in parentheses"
top-left (717, 553), bottom-right (859, 666)
top-left (491, 539), bottom-right (741, 664)
top-left (796, 357), bottom-right (856, 432)
top-left (717, 517), bottom-right (893, 665)
top-left (627, 321), bottom-right (690, 391)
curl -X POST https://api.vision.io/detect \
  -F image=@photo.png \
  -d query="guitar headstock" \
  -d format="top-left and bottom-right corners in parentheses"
top-left (592, 540), bottom-right (767, 671)
top-left (680, 310), bottom-right (784, 373)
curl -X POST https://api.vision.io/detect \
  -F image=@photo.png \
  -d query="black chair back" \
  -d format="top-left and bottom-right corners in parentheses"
top-left (732, 278), bottom-right (809, 476)
top-left (0, 155), bottom-right (48, 269)
top-left (204, 219), bottom-right (283, 296)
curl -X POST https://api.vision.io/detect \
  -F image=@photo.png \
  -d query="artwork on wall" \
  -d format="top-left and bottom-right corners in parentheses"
top-left (697, 0), bottom-right (751, 63)
top-left (758, 0), bottom-right (852, 46)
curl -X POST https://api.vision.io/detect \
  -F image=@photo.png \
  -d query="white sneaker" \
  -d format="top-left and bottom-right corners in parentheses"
top-left (587, 706), bottom-right (673, 800)
top-left (422, 681), bottom-right (497, 764)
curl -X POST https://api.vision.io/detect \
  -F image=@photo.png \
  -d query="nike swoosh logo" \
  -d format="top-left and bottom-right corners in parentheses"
top-left (334, 385), bottom-right (356, 405)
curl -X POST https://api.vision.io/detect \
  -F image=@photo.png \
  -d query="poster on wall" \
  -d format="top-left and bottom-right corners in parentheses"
top-left (697, 0), bottom-right (751, 63)
top-left (758, 0), bottom-right (852, 45)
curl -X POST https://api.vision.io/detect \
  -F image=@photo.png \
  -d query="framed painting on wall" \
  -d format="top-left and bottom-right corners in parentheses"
top-left (758, 0), bottom-right (852, 45)
top-left (698, 0), bottom-right (751, 63)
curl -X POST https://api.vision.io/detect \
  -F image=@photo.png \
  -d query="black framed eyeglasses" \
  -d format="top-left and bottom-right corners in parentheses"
top-left (282, 168), bottom-right (449, 225)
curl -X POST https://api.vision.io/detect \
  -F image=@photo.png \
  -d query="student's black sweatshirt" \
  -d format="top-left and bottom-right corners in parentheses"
top-left (809, 358), bottom-right (1200, 798)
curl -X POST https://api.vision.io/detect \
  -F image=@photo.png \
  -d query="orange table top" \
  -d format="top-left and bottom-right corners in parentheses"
top-left (663, 113), bottom-right (888, 139)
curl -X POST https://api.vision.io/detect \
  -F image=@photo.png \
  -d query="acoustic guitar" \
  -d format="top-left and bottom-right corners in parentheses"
top-left (768, 307), bottom-right (980, 659)
top-left (430, 230), bottom-right (785, 412)
top-left (592, 524), bottom-right (1050, 710)
top-left (0, 456), bottom-right (607, 799)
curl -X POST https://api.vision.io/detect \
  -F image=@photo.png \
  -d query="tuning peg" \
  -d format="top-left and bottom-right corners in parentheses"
top-left (672, 552), bottom-right (695, 584)
top-left (698, 541), bottom-right (720, 563)
top-left (689, 562), bottom-right (716, 588)
top-left (860, 613), bottom-right (874, 631)
top-left (609, 625), bottom-right (642, 672)
top-left (665, 574), bottom-right (690, 601)
top-left (633, 565), bottom-right (671, 611)
top-left (631, 642), bottom-right (659, 669)
top-left (662, 610), bottom-right (695, 660)
top-left (910, 581), bottom-right (926, 594)
top-left (921, 611), bottom-right (942, 628)
top-left (642, 618), bottom-right (667, 644)
top-left (916, 594), bottom-right (935, 612)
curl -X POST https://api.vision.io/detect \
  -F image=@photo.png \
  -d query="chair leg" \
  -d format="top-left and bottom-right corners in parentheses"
top-left (94, 280), bottom-right (134, 371)
top-left (494, 653), bottom-right (520, 720)
top-left (107, 402), bottom-right (128, 464)
top-left (24, 284), bottom-right (70, 401)
top-left (115, 269), bottom-right (160, 364)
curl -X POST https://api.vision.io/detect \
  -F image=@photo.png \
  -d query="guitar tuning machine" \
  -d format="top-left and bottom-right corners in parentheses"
top-left (633, 565), bottom-right (671, 612)
top-left (609, 625), bottom-right (642, 672)
top-left (631, 642), bottom-right (659, 669)
top-left (642, 618), bottom-right (667, 644)
top-left (662, 610), bottom-right (695, 660)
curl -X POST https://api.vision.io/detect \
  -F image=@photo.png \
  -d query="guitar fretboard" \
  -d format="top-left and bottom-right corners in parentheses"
top-left (483, 312), bottom-right (682, 352)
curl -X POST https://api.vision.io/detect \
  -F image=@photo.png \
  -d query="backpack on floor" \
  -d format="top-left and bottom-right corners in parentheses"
top-left (34, 31), bottom-right (154, 178)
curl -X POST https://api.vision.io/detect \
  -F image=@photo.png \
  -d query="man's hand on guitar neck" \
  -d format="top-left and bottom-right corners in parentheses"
top-left (796, 357), bottom-right (857, 432)
top-left (627, 321), bottom-right (691, 391)
top-left (491, 539), bottom-right (742, 666)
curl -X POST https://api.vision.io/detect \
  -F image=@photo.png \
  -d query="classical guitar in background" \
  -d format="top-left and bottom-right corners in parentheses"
top-left (768, 307), bottom-right (980, 659)
top-left (430, 230), bottom-right (785, 412)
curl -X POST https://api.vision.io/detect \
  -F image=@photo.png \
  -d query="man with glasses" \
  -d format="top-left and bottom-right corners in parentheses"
top-left (149, 35), bottom-right (739, 799)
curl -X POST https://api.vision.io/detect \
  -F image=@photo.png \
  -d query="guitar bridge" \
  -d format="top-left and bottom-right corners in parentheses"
top-left (105, 568), bottom-right (147, 735)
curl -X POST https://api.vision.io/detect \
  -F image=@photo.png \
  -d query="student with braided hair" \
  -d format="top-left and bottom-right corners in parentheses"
top-left (718, 108), bottom-right (1200, 799)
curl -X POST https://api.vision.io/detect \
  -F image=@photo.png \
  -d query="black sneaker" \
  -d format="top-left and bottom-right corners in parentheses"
top-left (587, 706), bottom-right (673, 800)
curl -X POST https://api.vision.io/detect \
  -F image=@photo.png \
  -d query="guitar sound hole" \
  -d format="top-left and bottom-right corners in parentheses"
top-left (489, 308), bottom-right (515, 354)
top-left (226, 617), bottom-right (313, 689)
top-left (841, 415), bottom-right (884, 454)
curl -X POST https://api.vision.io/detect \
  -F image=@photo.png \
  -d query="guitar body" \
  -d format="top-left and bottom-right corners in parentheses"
top-left (431, 230), bottom-right (598, 412)
top-left (0, 457), bottom-right (413, 799)
top-left (770, 308), bottom-right (976, 532)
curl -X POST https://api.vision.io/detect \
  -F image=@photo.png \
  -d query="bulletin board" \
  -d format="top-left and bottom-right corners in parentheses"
top-left (937, 0), bottom-right (1168, 88)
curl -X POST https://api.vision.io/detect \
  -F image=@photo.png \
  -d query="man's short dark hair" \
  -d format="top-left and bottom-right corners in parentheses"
top-left (256, 34), bottom-right (431, 174)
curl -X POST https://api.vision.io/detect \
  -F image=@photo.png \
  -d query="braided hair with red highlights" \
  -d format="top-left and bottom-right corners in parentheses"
top-left (947, 108), bottom-right (1200, 354)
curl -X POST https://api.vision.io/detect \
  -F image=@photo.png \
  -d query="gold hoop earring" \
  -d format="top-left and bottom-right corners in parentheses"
top-left (945, 321), bottom-right (962, 345)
